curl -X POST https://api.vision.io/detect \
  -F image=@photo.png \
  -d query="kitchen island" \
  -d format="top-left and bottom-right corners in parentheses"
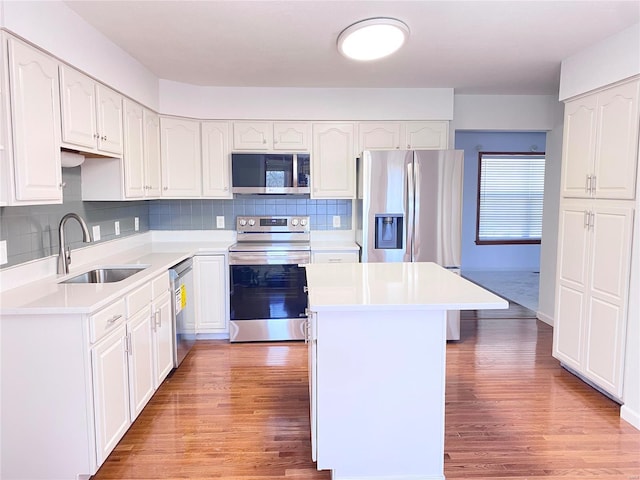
top-left (304, 262), bottom-right (508, 480)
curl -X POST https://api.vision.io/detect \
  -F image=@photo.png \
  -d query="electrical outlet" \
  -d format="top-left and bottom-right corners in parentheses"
top-left (216, 216), bottom-right (225, 229)
top-left (134, 217), bottom-right (139, 231)
top-left (92, 225), bottom-right (101, 242)
top-left (0, 240), bottom-right (7, 265)
top-left (333, 215), bottom-right (341, 228)
top-left (115, 221), bottom-right (120, 236)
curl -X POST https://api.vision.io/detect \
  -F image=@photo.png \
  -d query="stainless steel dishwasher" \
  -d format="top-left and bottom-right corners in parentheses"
top-left (169, 258), bottom-right (196, 367)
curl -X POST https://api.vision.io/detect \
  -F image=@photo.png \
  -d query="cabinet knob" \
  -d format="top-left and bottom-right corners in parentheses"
top-left (163, 186), bottom-right (168, 190)
top-left (407, 144), bottom-right (411, 149)
top-left (94, 133), bottom-right (99, 139)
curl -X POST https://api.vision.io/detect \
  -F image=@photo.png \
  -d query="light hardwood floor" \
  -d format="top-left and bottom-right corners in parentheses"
top-left (92, 304), bottom-right (640, 479)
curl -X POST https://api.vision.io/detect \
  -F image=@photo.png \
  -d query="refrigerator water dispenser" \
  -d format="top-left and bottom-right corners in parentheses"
top-left (374, 214), bottom-right (403, 249)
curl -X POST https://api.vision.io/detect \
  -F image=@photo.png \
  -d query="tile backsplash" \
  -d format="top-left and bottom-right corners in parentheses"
top-left (0, 167), bottom-right (150, 268)
top-left (148, 196), bottom-right (352, 231)
top-left (0, 168), bottom-right (352, 269)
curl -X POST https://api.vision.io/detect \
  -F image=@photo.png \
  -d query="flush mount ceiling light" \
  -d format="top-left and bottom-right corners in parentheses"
top-left (337, 18), bottom-right (410, 61)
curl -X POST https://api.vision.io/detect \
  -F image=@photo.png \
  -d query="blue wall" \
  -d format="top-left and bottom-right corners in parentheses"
top-left (455, 131), bottom-right (547, 271)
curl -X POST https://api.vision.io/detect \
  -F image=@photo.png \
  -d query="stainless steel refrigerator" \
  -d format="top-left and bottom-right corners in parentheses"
top-left (356, 149), bottom-right (464, 340)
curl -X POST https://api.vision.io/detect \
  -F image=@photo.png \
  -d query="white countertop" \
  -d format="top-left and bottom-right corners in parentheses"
top-left (0, 232), bottom-right (360, 315)
top-left (0, 239), bottom-right (235, 314)
top-left (304, 262), bottom-right (508, 312)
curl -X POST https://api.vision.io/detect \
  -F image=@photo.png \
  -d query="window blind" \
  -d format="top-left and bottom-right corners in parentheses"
top-left (477, 154), bottom-right (545, 244)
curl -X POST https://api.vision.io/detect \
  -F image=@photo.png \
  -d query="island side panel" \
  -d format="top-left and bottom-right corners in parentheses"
top-left (315, 308), bottom-right (446, 480)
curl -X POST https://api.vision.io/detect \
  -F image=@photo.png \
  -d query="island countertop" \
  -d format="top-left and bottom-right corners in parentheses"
top-left (304, 261), bottom-right (508, 312)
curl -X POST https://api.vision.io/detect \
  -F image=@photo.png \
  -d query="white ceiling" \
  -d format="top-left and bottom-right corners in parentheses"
top-left (64, 0), bottom-right (640, 95)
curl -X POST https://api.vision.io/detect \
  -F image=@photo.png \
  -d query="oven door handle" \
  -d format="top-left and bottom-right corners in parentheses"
top-left (229, 251), bottom-right (311, 265)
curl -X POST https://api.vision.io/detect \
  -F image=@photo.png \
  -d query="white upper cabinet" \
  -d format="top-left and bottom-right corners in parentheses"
top-left (123, 99), bottom-right (145, 198)
top-left (60, 64), bottom-right (123, 156)
top-left (202, 121), bottom-right (232, 198)
top-left (358, 121), bottom-right (449, 153)
top-left (123, 102), bottom-right (160, 199)
top-left (233, 121), bottom-right (310, 151)
top-left (143, 109), bottom-right (162, 197)
top-left (7, 37), bottom-right (62, 204)
top-left (311, 123), bottom-right (356, 199)
top-left (358, 122), bottom-right (402, 152)
top-left (561, 79), bottom-right (639, 200)
top-left (404, 121), bottom-right (449, 150)
top-left (160, 117), bottom-right (202, 197)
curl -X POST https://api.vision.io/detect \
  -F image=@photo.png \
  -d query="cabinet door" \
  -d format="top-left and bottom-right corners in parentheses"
top-left (123, 99), bottom-right (145, 198)
top-left (583, 204), bottom-right (634, 396)
top-left (233, 121), bottom-right (272, 150)
top-left (96, 84), bottom-right (123, 155)
top-left (308, 311), bottom-right (318, 462)
top-left (202, 121), bottom-right (232, 198)
top-left (358, 122), bottom-right (401, 152)
top-left (404, 121), bottom-right (448, 150)
top-left (92, 324), bottom-right (130, 466)
top-left (193, 255), bottom-right (228, 332)
top-left (312, 251), bottom-right (359, 263)
top-left (59, 65), bottom-right (97, 149)
top-left (8, 38), bottom-right (62, 202)
top-left (561, 96), bottom-right (598, 198)
top-left (160, 117), bottom-right (202, 197)
top-left (127, 307), bottom-right (155, 421)
top-left (152, 291), bottom-right (174, 388)
top-left (311, 123), bottom-right (356, 199)
top-left (593, 80), bottom-right (639, 200)
top-left (144, 109), bottom-right (161, 197)
top-left (553, 202), bottom-right (591, 370)
top-left (273, 122), bottom-right (310, 151)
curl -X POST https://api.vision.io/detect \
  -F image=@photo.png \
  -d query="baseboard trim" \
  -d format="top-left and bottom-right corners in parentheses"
top-left (536, 311), bottom-right (553, 326)
top-left (621, 405), bottom-right (640, 430)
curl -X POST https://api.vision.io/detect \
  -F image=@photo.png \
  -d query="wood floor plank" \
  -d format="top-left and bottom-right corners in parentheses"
top-left (91, 305), bottom-right (640, 479)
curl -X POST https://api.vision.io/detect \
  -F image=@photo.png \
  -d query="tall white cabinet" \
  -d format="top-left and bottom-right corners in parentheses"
top-left (553, 77), bottom-right (639, 399)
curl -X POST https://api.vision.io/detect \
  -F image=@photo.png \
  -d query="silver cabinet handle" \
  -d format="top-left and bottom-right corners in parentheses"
top-left (155, 309), bottom-right (162, 328)
top-left (589, 211), bottom-right (595, 230)
top-left (107, 314), bottom-right (122, 325)
top-left (591, 175), bottom-right (596, 194)
top-left (585, 175), bottom-right (591, 193)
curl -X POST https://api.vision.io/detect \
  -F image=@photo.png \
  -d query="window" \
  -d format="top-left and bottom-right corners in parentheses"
top-left (476, 152), bottom-right (545, 245)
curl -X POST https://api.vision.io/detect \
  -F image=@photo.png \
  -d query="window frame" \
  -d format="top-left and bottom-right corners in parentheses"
top-left (475, 151), bottom-right (546, 246)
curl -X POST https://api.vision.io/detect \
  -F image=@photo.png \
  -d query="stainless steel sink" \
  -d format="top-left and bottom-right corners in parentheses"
top-left (60, 266), bottom-right (148, 284)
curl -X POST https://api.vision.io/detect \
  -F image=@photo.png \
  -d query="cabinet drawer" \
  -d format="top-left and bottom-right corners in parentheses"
top-left (90, 299), bottom-right (126, 343)
top-left (151, 272), bottom-right (170, 299)
top-left (127, 282), bottom-right (152, 316)
top-left (313, 252), bottom-right (359, 263)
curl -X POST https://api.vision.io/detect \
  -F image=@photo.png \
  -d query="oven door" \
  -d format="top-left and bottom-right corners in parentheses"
top-left (229, 251), bottom-right (309, 342)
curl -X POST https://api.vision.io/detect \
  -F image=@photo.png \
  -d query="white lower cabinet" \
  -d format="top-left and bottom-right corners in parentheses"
top-left (151, 270), bottom-right (173, 388)
top-left (0, 271), bottom-right (176, 480)
top-left (553, 199), bottom-right (634, 398)
top-left (92, 322), bottom-right (130, 466)
top-left (193, 255), bottom-right (228, 333)
top-left (126, 305), bottom-right (155, 421)
top-left (312, 250), bottom-right (359, 263)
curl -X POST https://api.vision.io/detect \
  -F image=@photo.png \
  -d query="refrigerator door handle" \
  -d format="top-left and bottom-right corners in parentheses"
top-left (406, 160), bottom-right (415, 262)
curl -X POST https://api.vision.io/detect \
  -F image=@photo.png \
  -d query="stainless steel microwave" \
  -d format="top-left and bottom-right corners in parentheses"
top-left (231, 153), bottom-right (310, 194)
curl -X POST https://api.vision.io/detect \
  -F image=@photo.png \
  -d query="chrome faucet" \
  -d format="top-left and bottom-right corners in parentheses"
top-left (58, 213), bottom-right (92, 275)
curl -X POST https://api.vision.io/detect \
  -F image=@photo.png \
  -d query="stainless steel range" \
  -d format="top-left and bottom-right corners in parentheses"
top-left (229, 215), bottom-right (310, 342)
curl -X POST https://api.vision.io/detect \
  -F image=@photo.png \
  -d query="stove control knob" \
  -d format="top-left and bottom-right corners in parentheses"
top-left (239, 219), bottom-right (247, 226)
top-left (300, 218), bottom-right (307, 226)
top-left (248, 219), bottom-right (256, 226)
top-left (291, 218), bottom-right (299, 226)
